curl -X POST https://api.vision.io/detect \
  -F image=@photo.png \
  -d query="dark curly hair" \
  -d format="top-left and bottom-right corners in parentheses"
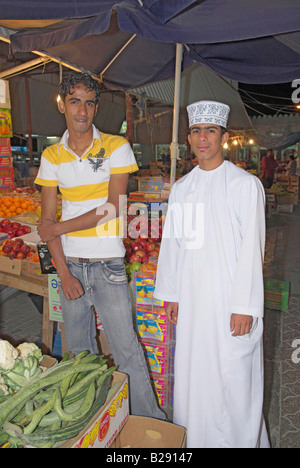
top-left (58, 72), bottom-right (101, 104)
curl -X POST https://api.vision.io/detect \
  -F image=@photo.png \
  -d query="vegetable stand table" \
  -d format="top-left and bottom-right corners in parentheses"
top-left (0, 256), bottom-right (68, 356)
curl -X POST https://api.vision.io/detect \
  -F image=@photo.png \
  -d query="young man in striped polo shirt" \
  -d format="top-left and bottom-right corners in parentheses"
top-left (35, 72), bottom-right (166, 420)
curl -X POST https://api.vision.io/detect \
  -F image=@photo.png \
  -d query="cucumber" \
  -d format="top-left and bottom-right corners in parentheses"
top-left (38, 396), bottom-right (85, 428)
top-left (54, 381), bottom-right (95, 422)
top-left (19, 374), bottom-right (112, 447)
top-left (0, 430), bottom-right (9, 446)
top-left (0, 362), bottom-right (104, 426)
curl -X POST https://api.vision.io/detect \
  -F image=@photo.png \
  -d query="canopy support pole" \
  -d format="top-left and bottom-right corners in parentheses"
top-left (170, 44), bottom-right (183, 187)
top-left (24, 77), bottom-right (33, 164)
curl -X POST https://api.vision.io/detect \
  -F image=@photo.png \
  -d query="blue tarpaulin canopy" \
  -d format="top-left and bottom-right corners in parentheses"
top-left (0, 0), bottom-right (299, 182)
top-left (0, 0), bottom-right (299, 88)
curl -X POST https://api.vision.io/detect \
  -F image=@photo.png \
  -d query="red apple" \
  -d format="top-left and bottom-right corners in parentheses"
top-left (131, 241), bottom-right (142, 252)
top-left (5, 228), bottom-right (15, 238)
top-left (20, 244), bottom-right (31, 255)
top-left (129, 254), bottom-right (140, 264)
top-left (10, 222), bottom-right (21, 231)
top-left (2, 243), bottom-right (13, 254)
top-left (13, 242), bottom-right (22, 252)
top-left (0, 218), bottom-right (11, 229)
top-left (135, 250), bottom-right (146, 258)
top-left (15, 228), bottom-right (26, 237)
top-left (138, 238), bottom-right (148, 248)
top-left (145, 242), bottom-right (156, 253)
top-left (22, 225), bottom-right (31, 234)
top-left (150, 250), bottom-right (159, 257)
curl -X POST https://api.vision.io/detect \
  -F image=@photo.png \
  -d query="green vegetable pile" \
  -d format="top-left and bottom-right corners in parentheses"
top-left (269, 182), bottom-right (289, 195)
top-left (0, 350), bottom-right (117, 448)
top-left (0, 340), bottom-right (45, 396)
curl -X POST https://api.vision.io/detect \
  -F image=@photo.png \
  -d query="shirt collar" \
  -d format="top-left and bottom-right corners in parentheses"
top-left (58, 124), bottom-right (102, 153)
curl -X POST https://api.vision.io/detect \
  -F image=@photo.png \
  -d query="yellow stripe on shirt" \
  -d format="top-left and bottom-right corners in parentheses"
top-left (110, 163), bottom-right (139, 174)
top-left (60, 182), bottom-right (109, 202)
top-left (66, 218), bottom-right (121, 237)
top-left (34, 177), bottom-right (58, 187)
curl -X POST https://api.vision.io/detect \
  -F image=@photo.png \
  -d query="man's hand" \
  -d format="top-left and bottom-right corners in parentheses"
top-left (38, 219), bottom-right (59, 242)
top-left (60, 271), bottom-right (84, 301)
top-left (166, 302), bottom-right (179, 325)
top-left (230, 313), bottom-right (253, 337)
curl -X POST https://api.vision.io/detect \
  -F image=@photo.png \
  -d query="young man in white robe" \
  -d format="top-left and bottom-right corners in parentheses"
top-left (154, 101), bottom-right (270, 448)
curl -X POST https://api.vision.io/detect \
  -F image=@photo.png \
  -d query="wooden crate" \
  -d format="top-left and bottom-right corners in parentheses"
top-left (277, 194), bottom-right (298, 205)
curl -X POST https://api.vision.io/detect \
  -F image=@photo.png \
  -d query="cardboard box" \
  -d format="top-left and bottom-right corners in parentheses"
top-left (150, 374), bottom-right (169, 408)
top-left (277, 203), bottom-right (293, 213)
top-left (129, 191), bottom-right (163, 200)
top-left (110, 416), bottom-right (186, 448)
top-left (0, 146), bottom-right (12, 157)
top-left (61, 372), bottom-right (129, 448)
top-left (137, 177), bottom-right (164, 193)
top-left (0, 174), bottom-right (14, 189)
top-left (135, 272), bottom-right (166, 308)
top-left (277, 194), bottom-right (298, 205)
top-left (142, 341), bottom-right (170, 376)
top-left (264, 278), bottom-right (290, 312)
top-left (0, 156), bottom-right (12, 167)
top-left (0, 254), bottom-right (44, 279)
top-left (0, 138), bottom-right (11, 147)
top-left (136, 306), bottom-right (171, 344)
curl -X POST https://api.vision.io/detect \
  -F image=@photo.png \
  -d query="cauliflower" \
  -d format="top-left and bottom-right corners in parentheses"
top-left (0, 383), bottom-right (9, 396)
top-left (16, 342), bottom-right (42, 361)
top-left (0, 339), bottom-right (19, 371)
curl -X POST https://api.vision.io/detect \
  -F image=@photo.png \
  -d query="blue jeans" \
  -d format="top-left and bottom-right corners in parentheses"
top-left (58, 258), bottom-right (166, 420)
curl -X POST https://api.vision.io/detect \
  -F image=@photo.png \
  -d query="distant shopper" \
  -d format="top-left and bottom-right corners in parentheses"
top-left (286, 155), bottom-right (297, 186)
top-left (261, 149), bottom-right (278, 189)
top-left (35, 72), bottom-right (166, 420)
top-left (154, 100), bottom-right (269, 448)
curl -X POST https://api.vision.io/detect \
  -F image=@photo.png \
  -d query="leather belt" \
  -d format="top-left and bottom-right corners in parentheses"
top-left (66, 256), bottom-right (120, 264)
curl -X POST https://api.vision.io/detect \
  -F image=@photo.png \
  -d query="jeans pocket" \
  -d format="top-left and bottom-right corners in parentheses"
top-left (103, 259), bottom-right (127, 283)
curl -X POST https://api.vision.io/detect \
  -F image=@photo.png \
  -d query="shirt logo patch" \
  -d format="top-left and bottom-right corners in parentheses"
top-left (87, 148), bottom-right (107, 172)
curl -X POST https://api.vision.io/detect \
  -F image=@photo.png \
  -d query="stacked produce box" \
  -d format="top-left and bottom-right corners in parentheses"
top-left (268, 175), bottom-right (299, 213)
top-left (0, 139), bottom-right (14, 192)
top-left (133, 268), bottom-right (175, 412)
top-left (123, 194), bottom-right (175, 412)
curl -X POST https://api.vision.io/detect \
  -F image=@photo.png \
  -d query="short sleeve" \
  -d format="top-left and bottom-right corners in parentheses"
top-left (34, 147), bottom-right (58, 187)
top-left (109, 141), bottom-right (138, 175)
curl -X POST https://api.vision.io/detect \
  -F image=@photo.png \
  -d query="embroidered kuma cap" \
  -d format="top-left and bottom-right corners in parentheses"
top-left (187, 100), bottom-right (230, 129)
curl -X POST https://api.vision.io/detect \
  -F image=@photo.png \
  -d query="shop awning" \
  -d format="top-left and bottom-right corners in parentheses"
top-left (0, 0), bottom-right (298, 88)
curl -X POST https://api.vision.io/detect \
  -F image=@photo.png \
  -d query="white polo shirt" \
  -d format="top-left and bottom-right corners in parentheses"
top-left (35, 125), bottom-right (138, 258)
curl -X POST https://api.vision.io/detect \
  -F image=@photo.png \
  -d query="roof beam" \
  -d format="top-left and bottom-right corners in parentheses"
top-left (0, 34), bottom-right (101, 82)
top-left (0, 56), bottom-right (50, 79)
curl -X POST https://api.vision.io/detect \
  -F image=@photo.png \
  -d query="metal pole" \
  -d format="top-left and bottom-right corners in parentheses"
top-left (170, 44), bottom-right (183, 187)
top-left (25, 77), bottom-right (33, 164)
